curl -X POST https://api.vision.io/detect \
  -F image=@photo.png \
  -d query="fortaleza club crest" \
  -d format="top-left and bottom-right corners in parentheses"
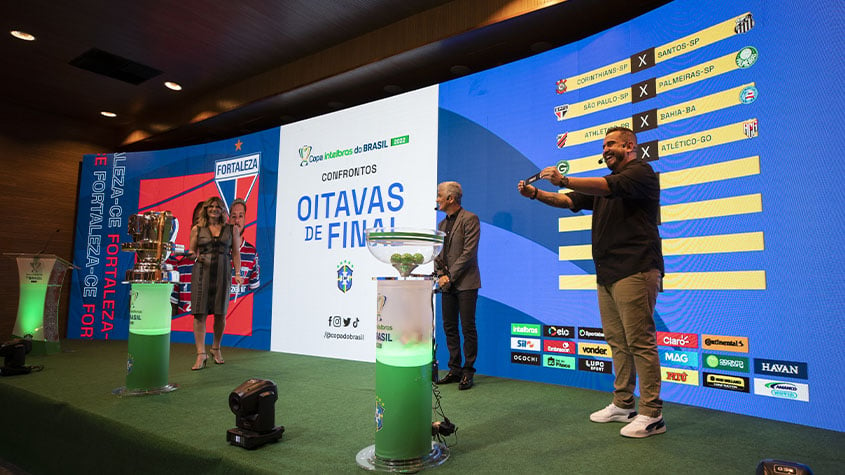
top-left (337, 260), bottom-right (354, 293)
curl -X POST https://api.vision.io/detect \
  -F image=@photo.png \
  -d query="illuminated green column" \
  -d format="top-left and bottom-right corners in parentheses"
top-left (374, 279), bottom-right (434, 460)
top-left (124, 283), bottom-right (174, 393)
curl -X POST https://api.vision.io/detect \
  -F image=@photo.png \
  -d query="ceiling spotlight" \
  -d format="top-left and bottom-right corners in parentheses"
top-left (10, 30), bottom-right (36, 41)
top-left (164, 81), bottom-right (182, 91)
top-left (100, 111), bottom-right (117, 118)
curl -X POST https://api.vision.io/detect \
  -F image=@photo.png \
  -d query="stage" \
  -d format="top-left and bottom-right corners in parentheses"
top-left (0, 340), bottom-right (840, 474)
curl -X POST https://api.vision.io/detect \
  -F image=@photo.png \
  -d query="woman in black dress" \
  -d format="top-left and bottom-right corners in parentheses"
top-left (189, 196), bottom-right (243, 370)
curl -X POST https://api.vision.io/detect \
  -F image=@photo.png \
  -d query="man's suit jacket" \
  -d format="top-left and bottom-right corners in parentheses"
top-left (436, 207), bottom-right (481, 291)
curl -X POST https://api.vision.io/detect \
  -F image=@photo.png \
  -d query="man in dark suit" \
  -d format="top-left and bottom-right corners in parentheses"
top-left (434, 181), bottom-right (481, 390)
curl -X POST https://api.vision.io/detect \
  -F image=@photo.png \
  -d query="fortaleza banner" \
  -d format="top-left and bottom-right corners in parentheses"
top-left (272, 86), bottom-right (439, 362)
top-left (68, 129), bottom-right (279, 349)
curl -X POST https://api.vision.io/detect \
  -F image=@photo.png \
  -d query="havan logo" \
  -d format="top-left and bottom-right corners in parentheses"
top-left (754, 358), bottom-right (808, 380)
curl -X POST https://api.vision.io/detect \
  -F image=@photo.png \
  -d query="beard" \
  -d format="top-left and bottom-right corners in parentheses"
top-left (604, 149), bottom-right (625, 171)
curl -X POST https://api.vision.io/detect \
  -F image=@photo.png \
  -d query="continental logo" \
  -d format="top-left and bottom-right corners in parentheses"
top-left (578, 326), bottom-right (605, 341)
top-left (511, 337), bottom-right (541, 352)
top-left (753, 378), bottom-right (809, 402)
top-left (660, 367), bottom-right (699, 386)
top-left (577, 342), bottom-right (612, 358)
top-left (703, 353), bottom-right (749, 373)
top-left (511, 323), bottom-right (541, 336)
top-left (657, 331), bottom-right (699, 348)
top-left (703, 372), bottom-right (749, 392)
top-left (543, 339), bottom-right (575, 354)
top-left (543, 325), bottom-right (574, 339)
top-left (578, 358), bottom-right (612, 374)
top-left (702, 334), bottom-right (749, 353)
top-left (543, 354), bottom-right (576, 370)
top-left (511, 352), bottom-right (541, 366)
top-left (659, 349), bottom-right (699, 369)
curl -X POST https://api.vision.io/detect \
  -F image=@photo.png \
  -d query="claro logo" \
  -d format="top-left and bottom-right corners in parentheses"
top-left (657, 331), bottom-right (699, 348)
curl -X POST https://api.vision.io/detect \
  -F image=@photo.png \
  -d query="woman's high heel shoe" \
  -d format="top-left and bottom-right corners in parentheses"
top-left (210, 347), bottom-right (225, 365)
top-left (192, 352), bottom-right (208, 370)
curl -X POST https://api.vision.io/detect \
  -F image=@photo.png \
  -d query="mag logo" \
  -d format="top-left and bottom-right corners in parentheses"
top-left (753, 378), bottom-right (809, 402)
top-left (660, 367), bottom-right (699, 386)
top-left (511, 323), bottom-right (541, 337)
top-left (702, 334), bottom-right (749, 353)
top-left (657, 331), bottom-right (699, 349)
top-left (659, 349), bottom-right (699, 369)
top-left (543, 355), bottom-right (576, 370)
top-left (543, 340), bottom-right (575, 354)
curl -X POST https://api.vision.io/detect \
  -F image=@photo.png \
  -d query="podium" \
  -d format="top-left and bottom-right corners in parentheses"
top-left (7, 253), bottom-right (74, 355)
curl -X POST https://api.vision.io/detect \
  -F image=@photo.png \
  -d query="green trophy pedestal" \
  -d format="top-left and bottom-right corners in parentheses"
top-left (114, 282), bottom-right (178, 396)
top-left (356, 278), bottom-right (448, 472)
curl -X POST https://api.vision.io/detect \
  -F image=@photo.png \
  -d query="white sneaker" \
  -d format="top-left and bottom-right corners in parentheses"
top-left (620, 414), bottom-right (667, 438)
top-left (589, 403), bottom-right (637, 423)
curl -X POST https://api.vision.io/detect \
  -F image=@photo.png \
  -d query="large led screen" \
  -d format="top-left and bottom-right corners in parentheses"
top-left (435, 0), bottom-right (844, 431)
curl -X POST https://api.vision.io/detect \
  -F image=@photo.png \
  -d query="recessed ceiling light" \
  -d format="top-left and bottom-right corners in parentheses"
top-left (100, 111), bottom-right (117, 118)
top-left (10, 30), bottom-right (36, 41)
top-left (164, 81), bottom-right (182, 91)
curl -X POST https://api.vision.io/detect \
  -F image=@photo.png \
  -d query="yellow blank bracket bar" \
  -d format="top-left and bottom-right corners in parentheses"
top-left (660, 156), bottom-right (760, 189)
top-left (661, 194), bottom-right (762, 223)
top-left (663, 270), bottom-right (766, 290)
top-left (662, 232), bottom-right (764, 256)
top-left (560, 270), bottom-right (767, 290)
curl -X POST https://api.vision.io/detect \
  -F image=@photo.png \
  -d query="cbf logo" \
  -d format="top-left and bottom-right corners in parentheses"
top-left (337, 260), bottom-right (354, 293)
top-left (375, 397), bottom-right (385, 431)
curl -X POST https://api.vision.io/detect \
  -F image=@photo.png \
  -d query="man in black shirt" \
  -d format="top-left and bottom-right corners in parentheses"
top-left (517, 127), bottom-right (665, 438)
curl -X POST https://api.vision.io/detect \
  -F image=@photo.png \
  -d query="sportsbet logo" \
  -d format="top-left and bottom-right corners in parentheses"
top-left (703, 353), bottom-right (748, 372)
top-left (511, 323), bottom-right (541, 336)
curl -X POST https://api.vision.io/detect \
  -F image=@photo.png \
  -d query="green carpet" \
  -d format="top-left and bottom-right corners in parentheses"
top-left (0, 340), bottom-right (840, 474)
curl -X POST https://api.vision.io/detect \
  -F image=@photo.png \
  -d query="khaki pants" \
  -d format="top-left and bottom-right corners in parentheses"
top-left (597, 269), bottom-right (663, 418)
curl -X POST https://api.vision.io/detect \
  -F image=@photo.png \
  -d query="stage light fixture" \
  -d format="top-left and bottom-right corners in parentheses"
top-left (226, 378), bottom-right (284, 449)
top-left (0, 337), bottom-right (41, 376)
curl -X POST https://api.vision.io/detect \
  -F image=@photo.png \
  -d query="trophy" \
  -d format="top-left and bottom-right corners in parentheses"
top-left (122, 211), bottom-right (183, 283)
top-left (115, 210), bottom-right (183, 396)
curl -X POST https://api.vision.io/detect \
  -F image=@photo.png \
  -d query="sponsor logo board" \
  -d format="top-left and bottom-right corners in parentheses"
top-left (511, 323), bottom-right (541, 336)
top-left (543, 339), bottom-right (575, 354)
top-left (660, 367), bottom-right (699, 386)
top-left (754, 358), bottom-right (808, 379)
top-left (703, 353), bottom-right (749, 373)
top-left (511, 337), bottom-right (541, 352)
top-left (511, 351), bottom-right (541, 366)
top-left (543, 354), bottom-right (576, 370)
top-left (703, 372), bottom-right (750, 392)
top-left (702, 334), bottom-right (749, 353)
top-left (577, 342), bottom-right (612, 358)
top-left (753, 378), bottom-right (809, 402)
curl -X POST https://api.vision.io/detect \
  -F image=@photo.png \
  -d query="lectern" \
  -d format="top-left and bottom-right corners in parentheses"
top-left (7, 253), bottom-right (74, 355)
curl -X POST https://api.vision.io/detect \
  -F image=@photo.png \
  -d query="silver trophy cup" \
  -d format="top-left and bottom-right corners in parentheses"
top-left (122, 211), bottom-right (184, 283)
